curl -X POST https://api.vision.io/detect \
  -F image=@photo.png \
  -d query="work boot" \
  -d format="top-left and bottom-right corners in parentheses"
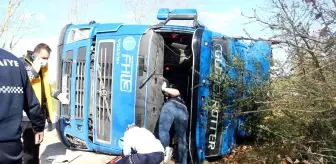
top-left (164, 146), bottom-right (173, 164)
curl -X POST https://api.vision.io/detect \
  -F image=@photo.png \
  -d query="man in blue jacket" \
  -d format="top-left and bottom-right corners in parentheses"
top-left (0, 48), bottom-right (45, 164)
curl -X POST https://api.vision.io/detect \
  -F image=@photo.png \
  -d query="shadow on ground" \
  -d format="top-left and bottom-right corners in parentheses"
top-left (39, 129), bottom-right (115, 163)
top-left (40, 142), bottom-right (67, 163)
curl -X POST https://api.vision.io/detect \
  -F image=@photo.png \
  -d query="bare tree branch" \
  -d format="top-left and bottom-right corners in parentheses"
top-left (0, 0), bottom-right (38, 50)
top-left (1, 0), bottom-right (23, 48)
top-left (68, 0), bottom-right (96, 23)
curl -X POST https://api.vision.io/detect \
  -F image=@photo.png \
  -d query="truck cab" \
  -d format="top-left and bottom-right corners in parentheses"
top-left (55, 8), bottom-right (271, 163)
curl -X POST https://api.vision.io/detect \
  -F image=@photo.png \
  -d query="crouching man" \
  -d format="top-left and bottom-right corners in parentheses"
top-left (112, 124), bottom-right (164, 164)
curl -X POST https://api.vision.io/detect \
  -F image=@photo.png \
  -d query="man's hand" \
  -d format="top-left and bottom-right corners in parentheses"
top-left (32, 56), bottom-right (43, 73)
top-left (35, 131), bottom-right (44, 145)
top-left (57, 92), bottom-right (70, 104)
top-left (162, 82), bottom-right (167, 92)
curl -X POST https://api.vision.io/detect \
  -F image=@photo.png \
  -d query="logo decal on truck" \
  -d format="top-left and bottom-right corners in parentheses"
top-left (208, 109), bottom-right (219, 150)
top-left (123, 36), bottom-right (136, 51)
top-left (205, 40), bottom-right (226, 157)
top-left (120, 54), bottom-right (133, 92)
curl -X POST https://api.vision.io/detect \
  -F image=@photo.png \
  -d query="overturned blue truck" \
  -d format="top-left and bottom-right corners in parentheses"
top-left (55, 8), bottom-right (271, 163)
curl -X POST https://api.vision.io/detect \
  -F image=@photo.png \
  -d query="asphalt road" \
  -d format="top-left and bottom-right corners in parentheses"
top-left (39, 126), bottom-right (114, 164)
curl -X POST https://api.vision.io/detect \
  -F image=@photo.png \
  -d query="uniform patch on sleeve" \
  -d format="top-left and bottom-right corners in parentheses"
top-left (25, 65), bottom-right (39, 80)
top-left (0, 86), bottom-right (24, 94)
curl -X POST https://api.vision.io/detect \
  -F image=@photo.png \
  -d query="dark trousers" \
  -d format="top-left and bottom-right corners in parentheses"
top-left (21, 122), bottom-right (40, 164)
top-left (116, 152), bottom-right (164, 164)
top-left (0, 140), bottom-right (22, 164)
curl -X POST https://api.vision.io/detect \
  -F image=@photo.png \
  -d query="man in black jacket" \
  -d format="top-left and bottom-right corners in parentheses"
top-left (0, 48), bottom-right (45, 164)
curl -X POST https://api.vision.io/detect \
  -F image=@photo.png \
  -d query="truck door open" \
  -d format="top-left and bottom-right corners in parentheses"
top-left (135, 29), bottom-right (165, 132)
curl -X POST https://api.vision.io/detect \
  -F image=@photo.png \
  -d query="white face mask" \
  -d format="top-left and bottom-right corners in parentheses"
top-left (41, 59), bottom-right (48, 67)
top-left (32, 53), bottom-right (48, 67)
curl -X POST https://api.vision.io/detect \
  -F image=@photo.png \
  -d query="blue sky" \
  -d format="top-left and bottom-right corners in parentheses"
top-left (13, 0), bottom-right (269, 37)
top-left (5, 0), bottom-right (270, 55)
top-left (1, 0), bottom-right (279, 82)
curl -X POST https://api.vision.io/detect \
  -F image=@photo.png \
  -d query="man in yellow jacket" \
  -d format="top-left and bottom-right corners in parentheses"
top-left (20, 43), bottom-right (69, 164)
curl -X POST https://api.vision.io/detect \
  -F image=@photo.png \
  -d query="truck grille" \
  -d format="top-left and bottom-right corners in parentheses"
top-left (75, 47), bottom-right (86, 119)
top-left (94, 41), bottom-right (114, 142)
top-left (62, 50), bottom-right (73, 118)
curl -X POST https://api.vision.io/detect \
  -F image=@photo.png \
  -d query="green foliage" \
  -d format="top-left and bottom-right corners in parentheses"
top-left (204, 50), bottom-right (271, 138)
top-left (204, 0), bottom-right (336, 163)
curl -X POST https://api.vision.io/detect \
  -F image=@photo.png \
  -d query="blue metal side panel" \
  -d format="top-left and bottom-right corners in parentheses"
top-left (92, 33), bottom-right (142, 154)
top-left (234, 41), bottom-right (249, 138)
top-left (245, 41), bottom-right (271, 85)
top-left (94, 25), bottom-right (149, 36)
top-left (196, 29), bottom-right (212, 162)
top-left (111, 34), bottom-right (141, 150)
top-left (238, 41), bottom-right (271, 138)
top-left (66, 23), bottom-right (146, 36)
top-left (68, 23), bottom-right (99, 29)
top-left (248, 41), bottom-right (271, 81)
top-left (95, 23), bottom-right (123, 33)
top-left (212, 32), bottom-right (223, 38)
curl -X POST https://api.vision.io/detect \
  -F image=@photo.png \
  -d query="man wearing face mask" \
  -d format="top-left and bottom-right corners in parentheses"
top-left (20, 43), bottom-right (69, 164)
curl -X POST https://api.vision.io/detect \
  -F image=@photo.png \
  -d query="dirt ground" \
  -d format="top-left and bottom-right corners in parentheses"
top-left (39, 125), bottom-right (181, 164)
top-left (39, 124), bottom-right (114, 164)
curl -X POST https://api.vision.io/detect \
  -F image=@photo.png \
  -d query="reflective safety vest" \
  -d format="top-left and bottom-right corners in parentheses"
top-left (21, 53), bottom-right (57, 123)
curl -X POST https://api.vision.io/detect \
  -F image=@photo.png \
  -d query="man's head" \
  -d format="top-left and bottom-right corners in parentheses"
top-left (33, 43), bottom-right (51, 59)
top-left (33, 43), bottom-right (51, 67)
